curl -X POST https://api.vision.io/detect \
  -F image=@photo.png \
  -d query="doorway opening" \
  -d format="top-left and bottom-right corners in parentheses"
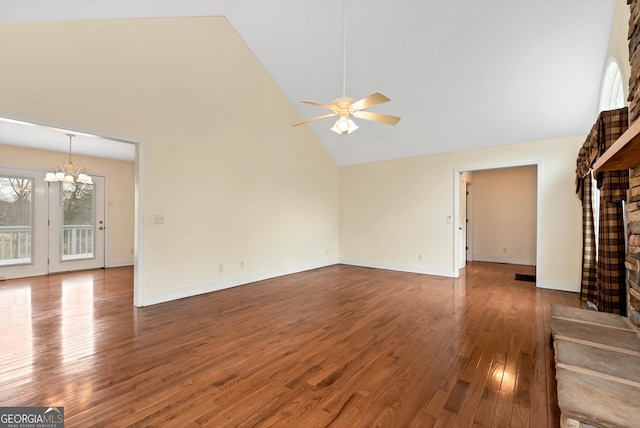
top-left (455, 163), bottom-right (540, 283)
top-left (0, 115), bottom-right (140, 305)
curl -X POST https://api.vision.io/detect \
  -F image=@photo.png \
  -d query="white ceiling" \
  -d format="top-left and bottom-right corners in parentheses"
top-left (0, 0), bottom-right (616, 166)
top-left (0, 116), bottom-right (136, 162)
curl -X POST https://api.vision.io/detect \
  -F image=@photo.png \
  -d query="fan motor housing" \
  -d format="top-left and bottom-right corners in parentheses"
top-left (331, 97), bottom-right (356, 115)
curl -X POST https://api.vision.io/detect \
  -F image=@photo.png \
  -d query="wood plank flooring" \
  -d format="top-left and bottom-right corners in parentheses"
top-left (0, 262), bottom-right (580, 427)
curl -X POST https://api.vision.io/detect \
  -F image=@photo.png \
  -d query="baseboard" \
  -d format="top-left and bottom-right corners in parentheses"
top-left (142, 260), bottom-right (338, 306)
top-left (536, 281), bottom-right (580, 293)
top-left (108, 260), bottom-right (134, 268)
top-left (141, 258), bottom-right (575, 305)
top-left (338, 259), bottom-right (456, 278)
top-left (473, 256), bottom-right (536, 266)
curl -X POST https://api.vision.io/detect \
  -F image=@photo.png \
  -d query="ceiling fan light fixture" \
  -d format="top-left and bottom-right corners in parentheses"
top-left (331, 116), bottom-right (358, 135)
top-left (335, 116), bottom-right (350, 133)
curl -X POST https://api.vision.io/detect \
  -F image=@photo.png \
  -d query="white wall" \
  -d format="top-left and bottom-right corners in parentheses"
top-left (472, 166), bottom-right (537, 266)
top-left (0, 17), bottom-right (340, 305)
top-left (340, 136), bottom-right (583, 291)
top-left (0, 144), bottom-right (135, 267)
top-left (607, 0), bottom-right (631, 94)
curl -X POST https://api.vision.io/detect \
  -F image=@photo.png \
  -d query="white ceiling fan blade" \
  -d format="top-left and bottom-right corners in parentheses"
top-left (350, 92), bottom-right (391, 111)
top-left (352, 110), bottom-right (401, 126)
top-left (300, 100), bottom-right (335, 110)
top-left (291, 113), bottom-right (337, 127)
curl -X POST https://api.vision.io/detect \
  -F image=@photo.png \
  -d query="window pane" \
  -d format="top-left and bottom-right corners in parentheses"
top-left (62, 183), bottom-right (94, 260)
top-left (600, 60), bottom-right (625, 111)
top-left (0, 177), bottom-right (32, 265)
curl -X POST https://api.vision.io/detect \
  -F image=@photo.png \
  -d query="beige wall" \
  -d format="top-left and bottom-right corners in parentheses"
top-left (338, 0), bottom-right (626, 288)
top-left (1, 10), bottom-right (624, 300)
top-left (340, 135), bottom-right (583, 291)
top-left (0, 17), bottom-right (339, 305)
top-left (607, 0), bottom-right (631, 93)
top-left (1, 144), bottom-right (135, 266)
top-left (471, 166), bottom-right (537, 265)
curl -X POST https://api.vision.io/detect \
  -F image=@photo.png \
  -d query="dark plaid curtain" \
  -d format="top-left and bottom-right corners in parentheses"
top-left (576, 133), bottom-right (598, 305)
top-left (576, 107), bottom-right (629, 315)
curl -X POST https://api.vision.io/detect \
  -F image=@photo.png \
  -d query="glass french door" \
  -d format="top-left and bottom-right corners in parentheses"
top-left (0, 166), bottom-right (105, 279)
top-left (0, 167), bottom-right (48, 279)
top-left (48, 176), bottom-right (105, 273)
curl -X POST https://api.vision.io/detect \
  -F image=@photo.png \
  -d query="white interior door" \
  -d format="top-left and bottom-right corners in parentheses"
top-left (466, 182), bottom-right (474, 262)
top-left (459, 177), bottom-right (467, 269)
top-left (48, 176), bottom-right (105, 273)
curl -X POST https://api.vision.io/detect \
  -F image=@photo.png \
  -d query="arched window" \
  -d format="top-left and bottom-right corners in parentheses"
top-left (600, 59), bottom-right (625, 111)
top-left (592, 59), bottom-right (627, 259)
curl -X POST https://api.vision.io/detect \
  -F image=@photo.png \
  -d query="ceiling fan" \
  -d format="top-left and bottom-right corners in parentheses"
top-left (291, 0), bottom-right (400, 135)
top-left (292, 93), bottom-right (400, 135)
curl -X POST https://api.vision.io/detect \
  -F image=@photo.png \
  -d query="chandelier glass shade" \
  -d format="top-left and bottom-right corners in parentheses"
top-left (44, 134), bottom-right (93, 185)
top-left (330, 115), bottom-right (358, 135)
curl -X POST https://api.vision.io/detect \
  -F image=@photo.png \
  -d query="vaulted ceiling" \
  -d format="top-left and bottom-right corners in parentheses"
top-left (0, 0), bottom-right (617, 165)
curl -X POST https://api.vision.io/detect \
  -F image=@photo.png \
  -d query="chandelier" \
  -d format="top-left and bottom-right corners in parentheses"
top-left (44, 134), bottom-right (93, 185)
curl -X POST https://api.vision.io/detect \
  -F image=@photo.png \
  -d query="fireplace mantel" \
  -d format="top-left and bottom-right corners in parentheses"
top-left (594, 118), bottom-right (640, 172)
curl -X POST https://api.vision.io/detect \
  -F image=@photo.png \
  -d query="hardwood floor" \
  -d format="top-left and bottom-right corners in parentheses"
top-left (0, 262), bottom-right (579, 427)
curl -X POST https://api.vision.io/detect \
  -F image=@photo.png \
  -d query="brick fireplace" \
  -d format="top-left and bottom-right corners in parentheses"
top-left (626, 0), bottom-right (640, 327)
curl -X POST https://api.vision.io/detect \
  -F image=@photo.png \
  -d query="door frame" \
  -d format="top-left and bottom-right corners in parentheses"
top-left (453, 161), bottom-right (541, 286)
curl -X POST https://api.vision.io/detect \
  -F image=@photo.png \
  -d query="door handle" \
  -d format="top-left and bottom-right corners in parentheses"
top-left (99, 226), bottom-right (104, 230)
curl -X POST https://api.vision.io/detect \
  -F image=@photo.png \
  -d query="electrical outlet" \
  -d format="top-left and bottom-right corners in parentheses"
top-left (502, 247), bottom-right (507, 253)
top-left (218, 264), bottom-right (224, 273)
top-left (418, 254), bottom-right (423, 261)
top-left (240, 261), bottom-right (244, 269)
top-left (154, 214), bottom-right (165, 224)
